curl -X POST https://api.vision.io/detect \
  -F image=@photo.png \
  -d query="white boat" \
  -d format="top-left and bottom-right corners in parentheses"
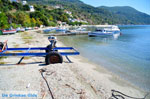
top-left (75, 27), bottom-right (86, 31)
top-left (16, 27), bottom-right (25, 32)
top-left (25, 27), bottom-right (32, 31)
top-left (88, 25), bottom-right (121, 37)
top-left (43, 28), bottom-right (56, 33)
top-left (55, 27), bottom-right (68, 33)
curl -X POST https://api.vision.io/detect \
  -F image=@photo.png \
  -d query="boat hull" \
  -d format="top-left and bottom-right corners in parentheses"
top-left (43, 29), bottom-right (55, 33)
top-left (56, 29), bottom-right (67, 32)
top-left (88, 31), bottom-right (120, 37)
top-left (2, 30), bottom-right (17, 34)
top-left (16, 29), bottom-right (25, 32)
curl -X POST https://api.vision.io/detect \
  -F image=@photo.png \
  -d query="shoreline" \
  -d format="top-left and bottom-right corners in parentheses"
top-left (65, 51), bottom-right (148, 92)
top-left (58, 34), bottom-right (149, 92)
top-left (57, 35), bottom-right (147, 95)
top-left (59, 53), bottom-right (147, 98)
top-left (0, 29), bottom-right (148, 98)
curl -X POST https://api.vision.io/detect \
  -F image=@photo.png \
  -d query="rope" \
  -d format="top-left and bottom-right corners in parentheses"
top-left (40, 69), bottom-right (54, 99)
top-left (110, 89), bottom-right (149, 99)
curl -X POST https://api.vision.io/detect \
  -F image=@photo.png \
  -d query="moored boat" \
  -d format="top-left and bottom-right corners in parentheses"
top-left (88, 25), bottom-right (121, 37)
top-left (1, 29), bottom-right (17, 35)
top-left (75, 27), bottom-right (86, 31)
top-left (16, 27), bottom-right (25, 32)
top-left (25, 27), bottom-right (32, 31)
top-left (43, 28), bottom-right (56, 33)
top-left (55, 27), bottom-right (68, 33)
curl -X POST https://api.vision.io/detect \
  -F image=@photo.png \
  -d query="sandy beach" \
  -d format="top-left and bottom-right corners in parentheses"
top-left (0, 29), bottom-right (148, 99)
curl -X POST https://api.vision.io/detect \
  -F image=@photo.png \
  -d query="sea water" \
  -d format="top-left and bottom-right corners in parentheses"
top-left (58, 25), bottom-right (150, 91)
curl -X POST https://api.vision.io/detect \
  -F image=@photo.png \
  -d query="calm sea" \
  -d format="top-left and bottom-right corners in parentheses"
top-left (58, 25), bottom-right (150, 91)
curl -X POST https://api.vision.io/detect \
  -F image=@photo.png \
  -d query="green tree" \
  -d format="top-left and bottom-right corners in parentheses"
top-left (61, 14), bottom-right (69, 23)
top-left (31, 18), bottom-right (36, 27)
top-left (30, 11), bottom-right (49, 26)
top-left (36, 18), bottom-right (43, 27)
top-left (49, 15), bottom-right (53, 21)
top-left (23, 14), bottom-right (31, 27)
top-left (0, 0), bottom-right (2, 8)
top-left (23, 4), bottom-right (30, 11)
top-left (40, 16), bottom-right (49, 26)
top-left (49, 21), bottom-right (56, 26)
top-left (12, 2), bottom-right (23, 10)
top-left (6, 12), bottom-right (15, 24)
top-left (10, 23), bottom-right (20, 28)
top-left (0, 12), bottom-right (9, 28)
top-left (15, 11), bottom-right (31, 27)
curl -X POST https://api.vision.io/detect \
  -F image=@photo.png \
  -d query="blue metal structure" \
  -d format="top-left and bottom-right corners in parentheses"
top-left (0, 47), bottom-right (79, 57)
top-left (0, 37), bottom-right (80, 64)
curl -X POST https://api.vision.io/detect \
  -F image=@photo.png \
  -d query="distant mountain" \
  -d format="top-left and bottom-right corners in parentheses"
top-left (99, 6), bottom-right (150, 24)
top-left (25, 0), bottom-right (150, 24)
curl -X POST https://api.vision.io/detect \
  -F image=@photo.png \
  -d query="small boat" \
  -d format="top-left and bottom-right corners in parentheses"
top-left (104, 25), bottom-right (120, 32)
top-left (25, 27), bottom-right (32, 31)
top-left (2, 29), bottom-right (17, 35)
top-left (88, 25), bottom-right (121, 37)
top-left (55, 27), bottom-right (68, 33)
top-left (43, 28), bottom-right (56, 33)
top-left (16, 27), bottom-right (25, 32)
top-left (34, 27), bottom-right (39, 29)
top-left (75, 27), bottom-right (86, 31)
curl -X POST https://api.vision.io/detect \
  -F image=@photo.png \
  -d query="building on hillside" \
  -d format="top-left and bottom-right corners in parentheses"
top-left (68, 18), bottom-right (88, 23)
top-left (64, 10), bottom-right (73, 17)
top-left (22, 1), bottom-right (27, 5)
top-left (53, 5), bottom-right (63, 9)
top-left (64, 10), bottom-right (72, 15)
top-left (57, 21), bottom-right (68, 26)
top-left (29, 5), bottom-right (35, 12)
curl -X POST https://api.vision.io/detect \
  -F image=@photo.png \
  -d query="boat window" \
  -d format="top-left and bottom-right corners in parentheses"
top-left (96, 29), bottom-right (102, 32)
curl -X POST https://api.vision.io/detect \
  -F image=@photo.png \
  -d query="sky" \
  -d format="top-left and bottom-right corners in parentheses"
top-left (80, 0), bottom-right (150, 15)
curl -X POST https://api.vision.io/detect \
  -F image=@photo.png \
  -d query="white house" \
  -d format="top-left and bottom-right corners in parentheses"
top-left (22, 1), bottom-right (27, 5)
top-left (29, 5), bottom-right (35, 12)
top-left (69, 18), bottom-right (88, 23)
top-left (53, 5), bottom-right (63, 9)
top-left (64, 10), bottom-right (72, 15)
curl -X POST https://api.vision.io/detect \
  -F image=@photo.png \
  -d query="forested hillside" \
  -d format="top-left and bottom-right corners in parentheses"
top-left (0, 0), bottom-right (86, 29)
top-left (26, 0), bottom-right (150, 25)
top-left (26, 0), bottom-right (116, 24)
top-left (0, 0), bottom-right (150, 29)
